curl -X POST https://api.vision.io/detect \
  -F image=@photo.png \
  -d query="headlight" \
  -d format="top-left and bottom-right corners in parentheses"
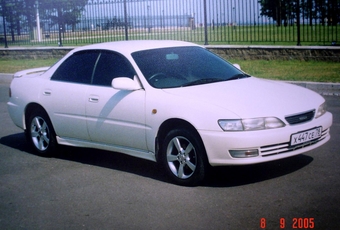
top-left (218, 117), bottom-right (285, 131)
top-left (315, 102), bottom-right (327, 118)
top-left (218, 119), bottom-right (243, 131)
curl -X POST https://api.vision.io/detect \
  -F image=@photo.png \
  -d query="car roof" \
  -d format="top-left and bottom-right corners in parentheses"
top-left (72, 40), bottom-right (201, 55)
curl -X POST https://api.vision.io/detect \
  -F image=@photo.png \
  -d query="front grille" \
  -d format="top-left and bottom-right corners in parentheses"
top-left (285, 110), bottom-right (315, 125)
top-left (260, 128), bottom-right (329, 157)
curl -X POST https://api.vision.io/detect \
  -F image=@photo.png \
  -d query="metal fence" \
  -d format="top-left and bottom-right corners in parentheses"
top-left (1, 0), bottom-right (339, 47)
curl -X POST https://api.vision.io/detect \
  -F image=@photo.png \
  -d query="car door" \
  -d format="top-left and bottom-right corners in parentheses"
top-left (40, 50), bottom-right (100, 140)
top-left (86, 51), bottom-right (147, 150)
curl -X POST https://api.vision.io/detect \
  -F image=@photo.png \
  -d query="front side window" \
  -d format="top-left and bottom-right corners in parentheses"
top-left (92, 51), bottom-right (136, 87)
top-left (51, 50), bottom-right (99, 84)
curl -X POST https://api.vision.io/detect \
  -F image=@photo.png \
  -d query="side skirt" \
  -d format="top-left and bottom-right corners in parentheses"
top-left (56, 136), bottom-right (157, 162)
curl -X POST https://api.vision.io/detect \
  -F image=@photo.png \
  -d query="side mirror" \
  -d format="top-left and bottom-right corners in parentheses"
top-left (233, 64), bottom-right (241, 70)
top-left (112, 76), bottom-right (142, 91)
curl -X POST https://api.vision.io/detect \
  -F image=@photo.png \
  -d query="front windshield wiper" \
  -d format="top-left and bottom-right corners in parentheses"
top-left (227, 73), bottom-right (250, 81)
top-left (181, 78), bottom-right (225, 87)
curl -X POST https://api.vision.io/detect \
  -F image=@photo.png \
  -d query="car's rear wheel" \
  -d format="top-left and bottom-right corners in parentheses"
top-left (161, 129), bottom-right (208, 186)
top-left (26, 109), bottom-right (57, 157)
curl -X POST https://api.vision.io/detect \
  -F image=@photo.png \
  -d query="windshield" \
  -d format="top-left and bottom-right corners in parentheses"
top-left (132, 46), bottom-right (249, 89)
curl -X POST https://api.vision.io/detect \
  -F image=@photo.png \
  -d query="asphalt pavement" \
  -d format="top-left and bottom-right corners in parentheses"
top-left (0, 74), bottom-right (13, 84)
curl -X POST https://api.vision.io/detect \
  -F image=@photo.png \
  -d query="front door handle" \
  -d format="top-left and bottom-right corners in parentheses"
top-left (89, 96), bottom-right (99, 103)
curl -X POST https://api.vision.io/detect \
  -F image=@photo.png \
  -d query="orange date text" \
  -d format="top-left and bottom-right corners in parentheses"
top-left (260, 217), bottom-right (315, 229)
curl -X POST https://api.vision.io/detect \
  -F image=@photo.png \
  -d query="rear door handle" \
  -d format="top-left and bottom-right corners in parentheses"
top-left (43, 90), bottom-right (52, 96)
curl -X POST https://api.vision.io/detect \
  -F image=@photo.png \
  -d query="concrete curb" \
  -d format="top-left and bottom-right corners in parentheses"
top-left (1, 73), bottom-right (339, 96)
top-left (285, 81), bottom-right (340, 97)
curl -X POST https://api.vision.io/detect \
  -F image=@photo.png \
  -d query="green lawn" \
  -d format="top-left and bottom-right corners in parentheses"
top-left (228, 59), bottom-right (340, 83)
top-left (3, 24), bottom-right (339, 47)
top-left (0, 58), bottom-right (339, 83)
top-left (0, 58), bottom-right (60, 74)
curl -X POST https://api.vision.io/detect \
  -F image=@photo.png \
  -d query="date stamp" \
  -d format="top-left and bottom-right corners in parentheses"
top-left (260, 217), bottom-right (315, 229)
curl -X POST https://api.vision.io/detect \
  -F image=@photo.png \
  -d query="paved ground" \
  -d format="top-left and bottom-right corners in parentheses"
top-left (0, 82), bottom-right (339, 230)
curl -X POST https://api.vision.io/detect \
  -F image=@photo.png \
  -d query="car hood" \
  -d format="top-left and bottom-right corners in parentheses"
top-left (162, 77), bottom-right (324, 118)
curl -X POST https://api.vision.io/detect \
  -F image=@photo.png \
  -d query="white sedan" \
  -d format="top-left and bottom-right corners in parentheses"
top-left (8, 40), bottom-right (333, 186)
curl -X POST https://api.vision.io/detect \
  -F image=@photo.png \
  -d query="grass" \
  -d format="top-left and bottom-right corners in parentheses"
top-left (0, 58), bottom-right (60, 73)
top-left (228, 59), bottom-right (340, 83)
top-left (0, 58), bottom-right (339, 83)
top-left (2, 24), bottom-right (339, 47)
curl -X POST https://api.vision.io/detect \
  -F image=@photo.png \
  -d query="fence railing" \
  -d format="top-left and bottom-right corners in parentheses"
top-left (1, 0), bottom-right (339, 47)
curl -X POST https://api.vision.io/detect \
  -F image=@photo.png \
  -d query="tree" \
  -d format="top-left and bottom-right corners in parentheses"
top-left (324, 0), bottom-right (339, 26)
top-left (0, 0), bottom-right (27, 41)
top-left (23, 0), bottom-right (38, 40)
top-left (63, 9), bottom-right (83, 32)
top-left (1, 0), bottom-right (87, 43)
top-left (40, 0), bottom-right (87, 33)
top-left (258, 0), bottom-right (296, 26)
top-left (300, 0), bottom-right (340, 26)
top-left (260, 0), bottom-right (340, 27)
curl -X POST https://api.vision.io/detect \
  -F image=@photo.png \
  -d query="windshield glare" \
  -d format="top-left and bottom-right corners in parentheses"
top-left (131, 46), bottom-right (248, 89)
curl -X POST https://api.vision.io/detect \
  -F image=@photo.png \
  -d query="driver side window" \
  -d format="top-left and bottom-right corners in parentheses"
top-left (92, 51), bottom-right (136, 87)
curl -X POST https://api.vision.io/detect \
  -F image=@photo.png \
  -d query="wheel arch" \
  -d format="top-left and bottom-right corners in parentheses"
top-left (155, 118), bottom-right (206, 161)
top-left (24, 102), bottom-right (58, 156)
top-left (24, 103), bottom-right (49, 130)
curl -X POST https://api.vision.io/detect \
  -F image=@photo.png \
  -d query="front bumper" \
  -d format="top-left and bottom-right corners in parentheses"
top-left (199, 112), bottom-right (333, 166)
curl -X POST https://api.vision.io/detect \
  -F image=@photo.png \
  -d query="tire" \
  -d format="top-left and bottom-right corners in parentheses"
top-left (26, 108), bottom-right (57, 157)
top-left (160, 129), bottom-right (208, 186)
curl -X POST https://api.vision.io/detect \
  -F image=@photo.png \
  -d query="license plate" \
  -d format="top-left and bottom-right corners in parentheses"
top-left (290, 127), bottom-right (322, 146)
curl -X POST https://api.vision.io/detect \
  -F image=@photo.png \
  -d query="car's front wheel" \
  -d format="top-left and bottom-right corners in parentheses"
top-left (26, 108), bottom-right (57, 157)
top-left (160, 129), bottom-right (208, 186)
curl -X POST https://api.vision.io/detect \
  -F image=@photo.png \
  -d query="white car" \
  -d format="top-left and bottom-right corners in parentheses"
top-left (8, 40), bottom-right (333, 186)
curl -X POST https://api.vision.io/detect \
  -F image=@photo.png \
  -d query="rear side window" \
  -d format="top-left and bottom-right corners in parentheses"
top-left (51, 50), bottom-right (99, 84)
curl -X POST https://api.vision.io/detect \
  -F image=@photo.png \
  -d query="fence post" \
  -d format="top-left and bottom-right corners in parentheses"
top-left (296, 0), bottom-right (301, 46)
top-left (203, 0), bottom-right (208, 45)
top-left (1, 0), bottom-right (8, 48)
top-left (35, 0), bottom-right (41, 42)
top-left (124, 0), bottom-right (128, 40)
top-left (57, 7), bottom-right (63, 47)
